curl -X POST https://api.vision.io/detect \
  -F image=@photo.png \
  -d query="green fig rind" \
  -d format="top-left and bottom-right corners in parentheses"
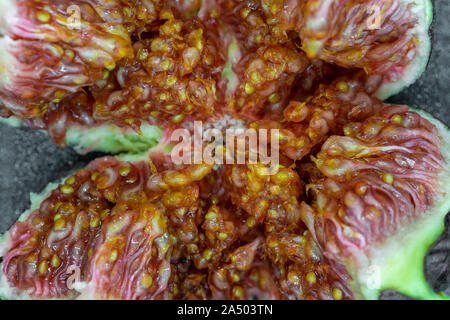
top-left (0, 116), bottom-right (163, 154)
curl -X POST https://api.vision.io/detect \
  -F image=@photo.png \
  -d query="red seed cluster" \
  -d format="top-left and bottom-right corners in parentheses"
top-left (301, 104), bottom-right (444, 260)
top-left (251, 0), bottom-right (418, 74)
top-left (3, 157), bottom-right (213, 299)
top-left (222, 163), bottom-right (352, 299)
top-left (3, 157), bottom-right (353, 300)
top-left (248, 73), bottom-right (386, 161)
top-left (91, 11), bottom-right (226, 128)
top-left (227, 44), bottom-right (311, 119)
top-left (0, 0), bottom-right (135, 120)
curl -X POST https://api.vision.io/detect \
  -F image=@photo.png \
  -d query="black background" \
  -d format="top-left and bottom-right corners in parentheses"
top-left (0, 0), bottom-right (448, 299)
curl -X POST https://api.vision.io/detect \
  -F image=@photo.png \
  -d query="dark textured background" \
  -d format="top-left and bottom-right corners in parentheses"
top-left (0, 0), bottom-right (448, 299)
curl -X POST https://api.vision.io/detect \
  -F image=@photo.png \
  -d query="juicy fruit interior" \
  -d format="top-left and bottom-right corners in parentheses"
top-left (0, 0), bottom-right (447, 301)
top-left (0, 0), bottom-right (432, 150)
top-left (300, 105), bottom-right (450, 300)
top-left (374, 0), bottom-right (433, 99)
top-left (0, 158), bottom-right (213, 299)
top-left (354, 110), bottom-right (450, 300)
top-left (0, 157), bottom-right (352, 300)
top-left (1, 102), bottom-right (449, 300)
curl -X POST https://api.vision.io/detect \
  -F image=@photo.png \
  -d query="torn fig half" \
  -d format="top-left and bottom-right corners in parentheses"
top-left (301, 105), bottom-right (450, 300)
